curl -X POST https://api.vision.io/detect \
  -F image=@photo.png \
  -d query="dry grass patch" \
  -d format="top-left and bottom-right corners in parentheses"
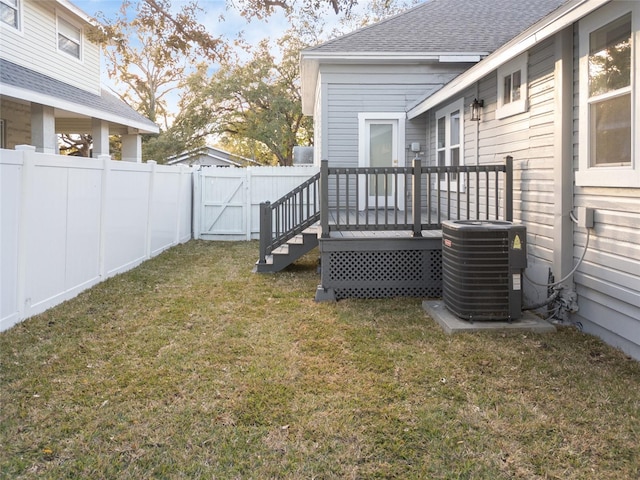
top-left (1, 240), bottom-right (639, 479)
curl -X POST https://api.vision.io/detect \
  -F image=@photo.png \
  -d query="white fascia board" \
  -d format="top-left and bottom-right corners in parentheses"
top-left (407, 0), bottom-right (610, 119)
top-left (301, 51), bottom-right (486, 62)
top-left (1, 84), bottom-right (159, 134)
top-left (300, 55), bottom-right (320, 116)
top-left (438, 55), bottom-right (483, 62)
top-left (55, 0), bottom-right (97, 25)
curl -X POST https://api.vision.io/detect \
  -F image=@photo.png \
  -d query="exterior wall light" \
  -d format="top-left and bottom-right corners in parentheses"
top-left (470, 98), bottom-right (484, 121)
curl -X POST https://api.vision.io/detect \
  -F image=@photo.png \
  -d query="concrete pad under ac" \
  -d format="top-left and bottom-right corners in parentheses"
top-left (423, 300), bottom-right (556, 334)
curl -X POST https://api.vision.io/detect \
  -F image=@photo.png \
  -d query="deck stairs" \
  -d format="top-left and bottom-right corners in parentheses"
top-left (254, 171), bottom-right (321, 273)
top-left (253, 225), bottom-right (319, 273)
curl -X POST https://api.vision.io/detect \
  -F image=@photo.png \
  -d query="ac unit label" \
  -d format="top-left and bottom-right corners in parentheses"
top-left (512, 234), bottom-right (522, 250)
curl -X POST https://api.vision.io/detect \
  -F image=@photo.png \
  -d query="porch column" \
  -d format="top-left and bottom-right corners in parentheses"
top-left (121, 132), bottom-right (142, 163)
top-left (31, 104), bottom-right (56, 154)
top-left (92, 118), bottom-right (110, 158)
top-left (553, 27), bottom-right (574, 283)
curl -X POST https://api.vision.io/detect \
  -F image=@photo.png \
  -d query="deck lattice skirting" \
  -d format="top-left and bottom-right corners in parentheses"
top-left (315, 235), bottom-right (443, 301)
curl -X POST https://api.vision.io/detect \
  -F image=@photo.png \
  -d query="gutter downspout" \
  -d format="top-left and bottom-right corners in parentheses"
top-left (552, 25), bottom-right (577, 321)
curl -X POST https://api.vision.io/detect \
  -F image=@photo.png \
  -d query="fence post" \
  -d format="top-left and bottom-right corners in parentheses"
top-left (257, 201), bottom-right (272, 264)
top-left (98, 155), bottom-right (111, 279)
top-left (175, 164), bottom-right (187, 245)
top-left (412, 158), bottom-right (423, 237)
top-left (505, 155), bottom-right (513, 222)
top-left (193, 168), bottom-right (201, 239)
top-left (15, 145), bottom-right (37, 321)
top-left (320, 159), bottom-right (329, 238)
top-left (145, 160), bottom-right (157, 259)
top-left (245, 167), bottom-right (252, 241)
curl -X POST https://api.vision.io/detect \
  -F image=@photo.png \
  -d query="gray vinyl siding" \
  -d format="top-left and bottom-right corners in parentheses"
top-left (572, 186), bottom-right (640, 349)
top-left (569, 11), bottom-right (640, 358)
top-left (423, 38), bottom-right (558, 307)
top-left (321, 63), bottom-right (467, 168)
top-left (480, 39), bottom-right (556, 267)
top-left (426, 25), bottom-right (640, 358)
top-left (419, 22), bottom-right (640, 359)
top-left (423, 39), bottom-right (557, 259)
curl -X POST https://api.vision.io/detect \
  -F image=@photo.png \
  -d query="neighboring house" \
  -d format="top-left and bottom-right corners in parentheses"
top-left (301, 0), bottom-right (640, 359)
top-left (0, 0), bottom-right (158, 161)
top-left (167, 146), bottom-right (258, 167)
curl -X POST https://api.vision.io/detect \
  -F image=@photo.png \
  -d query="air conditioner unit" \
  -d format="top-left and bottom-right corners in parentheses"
top-left (442, 220), bottom-right (527, 321)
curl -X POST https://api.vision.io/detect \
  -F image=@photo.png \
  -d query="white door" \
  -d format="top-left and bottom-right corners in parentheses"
top-left (359, 115), bottom-right (404, 209)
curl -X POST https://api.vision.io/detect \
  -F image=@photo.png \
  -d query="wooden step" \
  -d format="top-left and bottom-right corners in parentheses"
top-left (254, 225), bottom-right (320, 273)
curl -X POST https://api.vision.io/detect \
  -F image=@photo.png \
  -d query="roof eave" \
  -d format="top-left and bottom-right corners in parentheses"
top-left (55, 0), bottom-right (99, 26)
top-left (407, 0), bottom-right (609, 118)
top-left (2, 84), bottom-right (159, 134)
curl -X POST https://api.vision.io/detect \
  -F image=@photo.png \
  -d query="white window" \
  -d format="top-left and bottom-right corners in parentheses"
top-left (0, 0), bottom-right (19, 29)
top-left (435, 99), bottom-right (464, 191)
top-left (577, 2), bottom-right (640, 188)
top-left (57, 16), bottom-right (81, 59)
top-left (496, 53), bottom-right (528, 119)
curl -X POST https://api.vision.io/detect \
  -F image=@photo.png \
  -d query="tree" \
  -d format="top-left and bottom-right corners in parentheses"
top-left (59, 134), bottom-right (92, 157)
top-left (88, 0), bottom-right (228, 162)
top-left (202, 0), bottom-right (359, 19)
top-left (175, 35), bottom-right (313, 166)
top-left (217, 136), bottom-right (274, 165)
top-left (88, 0), bottom-right (417, 163)
top-left (91, 1), bottom-right (225, 130)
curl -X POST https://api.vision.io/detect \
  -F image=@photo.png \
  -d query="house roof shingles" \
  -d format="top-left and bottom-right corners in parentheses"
top-left (307, 0), bottom-right (570, 55)
top-left (0, 58), bottom-right (158, 132)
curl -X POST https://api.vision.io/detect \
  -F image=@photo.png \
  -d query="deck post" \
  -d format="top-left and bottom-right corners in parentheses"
top-left (320, 159), bottom-right (329, 238)
top-left (258, 201), bottom-right (272, 264)
top-left (505, 155), bottom-right (513, 222)
top-left (412, 158), bottom-right (422, 237)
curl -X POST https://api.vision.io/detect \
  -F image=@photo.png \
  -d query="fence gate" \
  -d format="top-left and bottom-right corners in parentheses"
top-left (195, 168), bottom-right (248, 240)
top-left (194, 166), bottom-right (319, 241)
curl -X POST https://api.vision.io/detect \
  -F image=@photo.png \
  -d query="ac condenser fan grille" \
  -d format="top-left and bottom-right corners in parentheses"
top-left (442, 220), bottom-right (526, 321)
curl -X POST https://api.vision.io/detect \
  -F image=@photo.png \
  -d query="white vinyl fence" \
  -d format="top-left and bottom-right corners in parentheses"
top-left (194, 165), bottom-right (319, 241)
top-left (1, 147), bottom-right (193, 332)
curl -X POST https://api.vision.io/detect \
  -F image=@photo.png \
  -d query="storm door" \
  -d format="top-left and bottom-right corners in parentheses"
top-left (359, 116), bottom-right (404, 209)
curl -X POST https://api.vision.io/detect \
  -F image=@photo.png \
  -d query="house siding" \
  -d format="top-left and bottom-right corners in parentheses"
top-left (423, 23), bottom-right (640, 358)
top-left (320, 63), bottom-right (466, 168)
top-left (572, 181), bottom-right (640, 353)
top-left (424, 39), bottom-right (558, 302)
top-left (568, 7), bottom-right (640, 359)
top-left (477, 40), bottom-right (557, 269)
top-left (0, 0), bottom-right (101, 95)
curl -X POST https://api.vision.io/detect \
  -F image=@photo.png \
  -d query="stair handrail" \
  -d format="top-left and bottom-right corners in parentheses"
top-left (257, 171), bottom-right (321, 265)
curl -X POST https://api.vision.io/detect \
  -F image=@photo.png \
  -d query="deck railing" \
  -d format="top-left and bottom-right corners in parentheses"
top-left (257, 156), bottom-right (513, 262)
top-left (320, 156), bottom-right (513, 238)
top-left (257, 171), bottom-right (320, 264)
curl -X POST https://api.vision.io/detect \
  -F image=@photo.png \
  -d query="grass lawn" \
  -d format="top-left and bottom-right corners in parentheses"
top-left (1, 240), bottom-right (639, 479)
